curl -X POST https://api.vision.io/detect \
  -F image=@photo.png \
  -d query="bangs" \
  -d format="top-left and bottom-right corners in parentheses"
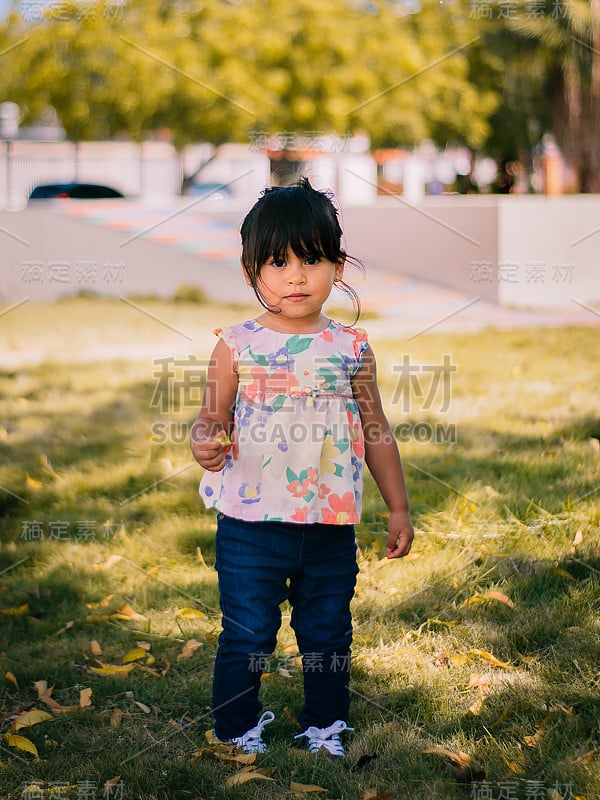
top-left (241, 182), bottom-right (344, 273)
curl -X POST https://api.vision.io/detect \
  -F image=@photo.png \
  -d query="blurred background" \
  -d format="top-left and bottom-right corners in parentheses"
top-left (0, 0), bottom-right (598, 316)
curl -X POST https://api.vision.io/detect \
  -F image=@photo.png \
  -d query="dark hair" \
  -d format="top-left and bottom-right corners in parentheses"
top-left (240, 177), bottom-right (363, 322)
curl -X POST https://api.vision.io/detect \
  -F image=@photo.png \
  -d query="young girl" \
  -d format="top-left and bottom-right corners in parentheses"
top-left (190, 177), bottom-right (414, 757)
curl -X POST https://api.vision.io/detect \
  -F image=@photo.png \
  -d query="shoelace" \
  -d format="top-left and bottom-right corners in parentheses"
top-left (294, 720), bottom-right (354, 756)
top-left (231, 710), bottom-right (275, 753)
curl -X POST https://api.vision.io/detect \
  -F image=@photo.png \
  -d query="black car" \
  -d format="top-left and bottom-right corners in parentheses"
top-left (28, 182), bottom-right (125, 200)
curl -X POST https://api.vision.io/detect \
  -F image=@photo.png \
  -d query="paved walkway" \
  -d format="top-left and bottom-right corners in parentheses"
top-left (60, 200), bottom-right (599, 336)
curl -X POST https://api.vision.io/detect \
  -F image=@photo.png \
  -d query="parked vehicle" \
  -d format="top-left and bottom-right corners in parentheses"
top-left (28, 182), bottom-right (125, 200)
top-left (182, 181), bottom-right (233, 199)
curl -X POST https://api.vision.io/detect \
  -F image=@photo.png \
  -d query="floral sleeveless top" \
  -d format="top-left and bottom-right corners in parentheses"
top-left (199, 318), bottom-right (369, 524)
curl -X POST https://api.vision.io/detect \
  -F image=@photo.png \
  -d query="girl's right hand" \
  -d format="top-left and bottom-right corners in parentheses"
top-left (191, 429), bottom-right (231, 472)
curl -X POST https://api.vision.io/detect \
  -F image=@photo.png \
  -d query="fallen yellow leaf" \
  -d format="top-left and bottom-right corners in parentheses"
top-left (89, 663), bottom-right (136, 677)
top-left (112, 603), bottom-right (146, 621)
top-left (5, 672), bottom-right (19, 690)
top-left (463, 592), bottom-right (514, 609)
top-left (504, 756), bottom-right (526, 775)
top-left (290, 781), bottom-right (328, 792)
top-left (218, 752), bottom-right (257, 766)
top-left (26, 474), bottom-right (42, 489)
top-left (204, 729), bottom-right (221, 745)
top-left (175, 608), bottom-right (206, 620)
top-left (549, 567), bottom-right (576, 581)
top-left (0, 604), bottom-right (29, 616)
top-left (225, 771), bottom-right (275, 787)
top-left (469, 649), bottom-right (513, 670)
top-left (122, 647), bottom-right (147, 663)
top-left (4, 732), bottom-right (39, 757)
top-left (524, 732), bottom-right (541, 748)
top-left (12, 709), bottom-right (53, 730)
top-left (573, 749), bottom-right (596, 764)
top-left (422, 746), bottom-right (471, 768)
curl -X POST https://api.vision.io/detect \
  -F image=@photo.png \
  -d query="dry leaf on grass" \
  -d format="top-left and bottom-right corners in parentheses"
top-left (5, 671), bottom-right (19, 690)
top-left (571, 530), bottom-right (583, 549)
top-left (177, 639), bottom-right (203, 661)
top-left (33, 681), bottom-right (61, 710)
top-left (463, 592), bottom-right (514, 608)
top-left (225, 770), bottom-right (275, 787)
top-left (469, 649), bottom-right (513, 670)
top-left (218, 752), bottom-right (257, 766)
top-left (79, 688), bottom-right (93, 708)
top-left (91, 640), bottom-right (102, 656)
top-left (12, 709), bottom-right (53, 731)
top-left (176, 608), bottom-right (206, 620)
top-left (548, 567), bottom-right (576, 581)
top-left (110, 709), bottom-right (123, 727)
top-left (55, 620), bottom-right (74, 636)
top-left (90, 662), bottom-right (137, 677)
top-left (422, 746), bottom-right (471, 769)
top-left (467, 697), bottom-right (485, 716)
top-left (121, 647), bottom-right (147, 663)
top-left (112, 603), bottom-right (146, 621)
top-left (290, 781), bottom-right (328, 792)
top-left (0, 603), bottom-right (29, 616)
top-left (4, 732), bottom-right (39, 757)
top-left (283, 706), bottom-right (302, 729)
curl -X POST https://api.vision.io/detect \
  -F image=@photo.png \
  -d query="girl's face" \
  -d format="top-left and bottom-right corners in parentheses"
top-left (245, 247), bottom-right (344, 326)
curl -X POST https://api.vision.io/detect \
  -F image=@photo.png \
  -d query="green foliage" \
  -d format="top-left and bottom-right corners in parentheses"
top-left (0, 0), bottom-right (501, 149)
top-left (503, 0), bottom-right (600, 190)
top-left (171, 284), bottom-right (209, 304)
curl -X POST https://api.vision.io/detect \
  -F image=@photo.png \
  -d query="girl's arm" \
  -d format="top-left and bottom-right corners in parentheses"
top-left (351, 345), bottom-right (414, 559)
top-left (190, 338), bottom-right (238, 472)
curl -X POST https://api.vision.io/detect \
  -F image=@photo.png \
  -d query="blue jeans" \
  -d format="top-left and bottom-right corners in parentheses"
top-left (212, 513), bottom-right (359, 740)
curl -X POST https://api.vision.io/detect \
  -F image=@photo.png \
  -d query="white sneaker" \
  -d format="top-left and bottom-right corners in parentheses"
top-left (228, 710), bottom-right (275, 753)
top-left (294, 719), bottom-right (353, 757)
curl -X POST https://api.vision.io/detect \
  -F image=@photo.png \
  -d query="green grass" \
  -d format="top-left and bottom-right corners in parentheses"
top-left (0, 299), bottom-right (599, 800)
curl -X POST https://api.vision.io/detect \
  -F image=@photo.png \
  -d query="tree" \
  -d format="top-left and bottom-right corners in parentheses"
top-left (506, 0), bottom-right (600, 191)
top-left (0, 0), bottom-right (502, 154)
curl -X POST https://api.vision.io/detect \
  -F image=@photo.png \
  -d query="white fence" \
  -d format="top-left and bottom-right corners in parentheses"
top-left (0, 140), bottom-right (190, 209)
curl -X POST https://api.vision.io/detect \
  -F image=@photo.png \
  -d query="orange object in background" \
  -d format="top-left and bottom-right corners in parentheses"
top-left (542, 140), bottom-right (564, 195)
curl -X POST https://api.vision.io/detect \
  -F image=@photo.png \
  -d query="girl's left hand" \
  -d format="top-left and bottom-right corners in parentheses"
top-left (386, 510), bottom-right (414, 559)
